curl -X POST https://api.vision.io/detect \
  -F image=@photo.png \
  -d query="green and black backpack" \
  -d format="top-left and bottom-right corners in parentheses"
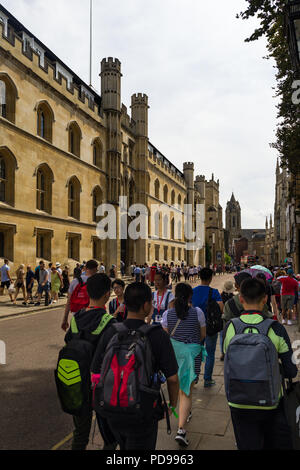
top-left (54, 312), bottom-right (113, 416)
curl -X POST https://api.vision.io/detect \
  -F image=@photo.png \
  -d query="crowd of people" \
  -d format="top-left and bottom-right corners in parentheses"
top-left (54, 257), bottom-right (300, 451)
top-left (1, 256), bottom-right (300, 450)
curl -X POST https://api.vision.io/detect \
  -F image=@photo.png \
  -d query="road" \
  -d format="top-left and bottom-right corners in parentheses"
top-left (0, 274), bottom-right (234, 450)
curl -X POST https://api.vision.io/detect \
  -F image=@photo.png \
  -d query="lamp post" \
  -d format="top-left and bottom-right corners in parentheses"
top-left (286, 0), bottom-right (300, 71)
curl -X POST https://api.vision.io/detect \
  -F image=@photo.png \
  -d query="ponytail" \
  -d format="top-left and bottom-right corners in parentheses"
top-left (174, 283), bottom-right (193, 320)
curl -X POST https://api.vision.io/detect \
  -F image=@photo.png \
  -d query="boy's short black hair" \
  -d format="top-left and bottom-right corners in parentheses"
top-left (112, 279), bottom-right (125, 289)
top-left (199, 268), bottom-right (213, 281)
top-left (235, 272), bottom-right (252, 287)
top-left (85, 259), bottom-right (99, 271)
top-left (87, 273), bottom-right (111, 300)
top-left (240, 278), bottom-right (266, 304)
top-left (124, 282), bottom-right (152, 313)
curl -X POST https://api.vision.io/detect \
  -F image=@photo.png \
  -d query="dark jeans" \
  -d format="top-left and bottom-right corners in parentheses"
top-left (204, 334), bottom-right (218, 381)
top-left (230, 400), bottom-right (293, 450)
top-left (109, 421), bottom-right (158, 450)
top-left (72, 410), bottom-right (117, 450)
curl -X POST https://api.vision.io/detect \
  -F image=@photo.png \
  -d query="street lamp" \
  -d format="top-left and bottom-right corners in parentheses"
top-left (286, 0), bottom-right (300, 71)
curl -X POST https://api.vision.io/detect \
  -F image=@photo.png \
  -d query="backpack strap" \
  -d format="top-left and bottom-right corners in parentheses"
top-left (92, 313), bottom-right (114, 336)
top-left (228, 297), bottom-right (241, 318)
top-left (70, 316), bottom-right (79, 334)
top-left (231, 317), bottom-right (275, 336)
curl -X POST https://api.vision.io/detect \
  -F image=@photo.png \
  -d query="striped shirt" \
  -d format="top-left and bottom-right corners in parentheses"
top-left (161, 307), bottom-right (206, 344)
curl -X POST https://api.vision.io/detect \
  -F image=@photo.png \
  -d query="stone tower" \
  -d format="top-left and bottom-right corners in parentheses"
top-left (130, 93), bottom-right (150, 264)
top-left (226, 193), bottom-right (241, 255)
top-left (100, 57), bottom-right (122, 269)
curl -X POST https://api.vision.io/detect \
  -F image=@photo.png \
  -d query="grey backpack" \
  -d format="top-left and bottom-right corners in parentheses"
top-left (224, 318), bottom-right (282, 408)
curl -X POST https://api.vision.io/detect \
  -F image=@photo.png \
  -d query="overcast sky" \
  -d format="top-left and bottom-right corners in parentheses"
top-left (1, 0), bottom-right (280, 229)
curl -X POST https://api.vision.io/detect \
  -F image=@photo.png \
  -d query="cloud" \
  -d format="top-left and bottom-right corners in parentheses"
top-left (1, 0), bottom-right (279, 229)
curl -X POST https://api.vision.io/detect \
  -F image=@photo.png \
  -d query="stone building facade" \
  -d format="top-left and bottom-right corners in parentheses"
top-left (0, 6), bottom-right (219, 273)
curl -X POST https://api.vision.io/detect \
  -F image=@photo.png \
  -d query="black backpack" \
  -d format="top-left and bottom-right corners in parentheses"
top-left (206, 288), bottom-right (223, 336)
top-left (93, 323), bottom-right (164, 425)
top-left (54, 313), bottom-right (113, 416)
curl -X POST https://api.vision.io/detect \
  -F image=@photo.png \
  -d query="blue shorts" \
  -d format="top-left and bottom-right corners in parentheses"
top-left (38, 282), bottom-right (50, 294)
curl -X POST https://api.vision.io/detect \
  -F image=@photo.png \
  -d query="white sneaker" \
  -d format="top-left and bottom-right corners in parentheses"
top-left (282, 319), bottom-right (286, 325)
top-left (288, 320), bottom-right (292, 325)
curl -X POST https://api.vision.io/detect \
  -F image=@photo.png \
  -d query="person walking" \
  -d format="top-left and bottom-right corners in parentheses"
top-left (24, 265), bottom-right (35, 305)
top-left (148, 271), bottom-right (174, 325)
top-left (13, 264), bottom-right (26, 305)
top-left (162, 282), bottom-right (206, 447)
top-left (0, 258), bottom-right (13, 301)
top-left (223, 277), bottom-right (298, 450)
top-left (219, 280), bottom-right (235, 361)
top-left (91, 282), bottom-right (179, 451)
top-left (61, 260), bottom-right (98, 331)
top-left (50, 265), bottom-right (63, 304)
top-left (63, 273), bottom-right (118, 450)
top-left (34, 261), bottom-right (50, 306)
top-left (60, 266), bottom-right (70, 297)
top-left (192, 268), bottom-right (223, 388)
top-left (277, 268), bottom-right (299, 325)
top-left (109, 279), bottom-right (128, 322)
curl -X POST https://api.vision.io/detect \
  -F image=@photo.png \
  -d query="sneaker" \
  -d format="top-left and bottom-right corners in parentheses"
top-left (34, 302), bottom-right (40, 306)
top-left (287, 320), bottom-right (292, 325)
top-left (187, 411), bottom-right (192, 423)
top-left (282, 319), bottom-right (286, 325)
top-left (175, 428), bottom-right (189, 447)
top-left (204, 380), bottom-right (216, 388)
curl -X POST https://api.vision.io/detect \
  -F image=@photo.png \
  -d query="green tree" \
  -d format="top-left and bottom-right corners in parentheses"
top-left (237, 1), bottom-right (300, 175)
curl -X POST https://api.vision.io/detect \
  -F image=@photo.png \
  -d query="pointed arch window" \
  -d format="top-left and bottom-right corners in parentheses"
top-left (0, 148), bottom-right (17, 206)
top-left (93, 139), bottom-right (103, 169)
top-left (68, 122), bottom-right (81, 157)
top-left (0, 74), bottom-right (18, 123)
top-left (154, 179), bottom-right (160, 199)
top-left (68, 176), bottom-right (81, 220)
top-left (163, 185), bottom-right (168, 204)
top-left (36, 164), bottom-right (53, 214)
top-left (36, 101), bottom-right (54, 143)
top-left (92, 186), bottom-right (103, 222)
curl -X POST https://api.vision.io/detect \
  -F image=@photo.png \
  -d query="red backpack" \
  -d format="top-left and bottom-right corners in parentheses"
top-left (70, 277), bottom-right (89, 313)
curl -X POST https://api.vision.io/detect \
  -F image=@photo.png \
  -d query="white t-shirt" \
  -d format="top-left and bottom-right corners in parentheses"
top-left (68, 274), bottom-right (89, 296)
top-left (152, 290), bottom-right (175, 312)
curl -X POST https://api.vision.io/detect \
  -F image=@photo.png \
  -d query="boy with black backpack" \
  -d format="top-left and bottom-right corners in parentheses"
top-left (223, 277), bottom-right (298, 450)
top-left (91, 282), bottom-right (179, 450)
top-left (55, 273), bottom-right (117, 450)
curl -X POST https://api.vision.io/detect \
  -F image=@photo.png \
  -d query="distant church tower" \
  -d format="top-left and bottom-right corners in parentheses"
top-left (225, 193), bottom-right (241, 254)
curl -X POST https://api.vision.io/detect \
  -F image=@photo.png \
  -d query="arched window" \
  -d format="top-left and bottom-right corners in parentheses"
top-left (171, 190), bottom-right (175, 206)
top-left (178, 194), bottom-right (182, 208)
top-left (171, 217), bottom-right (175, 240)
top-left (163, 185), bottom-right (168, 204)
top-left (0, 147), bottom-right (17, 206)
top-left (92, 186), bottom-right (103, 222)
top-left (0, 74), bottom-right (18, 123)
top-left (154, 179), bottom-right (160, 199)
top-left (68, 122), bottom-right (81, 157)
top-left (36, 164), bottom-right (53, 214)
top-left (129, 180), bottom-right (135, 207)
top-left (68, 176), bottom-right (81, 219)
top-left (92, 139), bottom-right (103, 169)
top-left (36, 101), bottom-right (54, 143)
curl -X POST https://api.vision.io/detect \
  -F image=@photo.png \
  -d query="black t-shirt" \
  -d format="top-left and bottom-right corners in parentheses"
top-left (91, 318), bottom-right (178, 379)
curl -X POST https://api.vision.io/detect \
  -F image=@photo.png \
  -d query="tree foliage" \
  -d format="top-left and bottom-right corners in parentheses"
top-left (237, 0), bottom-right (300, 174)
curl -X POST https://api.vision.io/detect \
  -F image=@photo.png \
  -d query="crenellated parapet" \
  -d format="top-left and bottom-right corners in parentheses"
top-left (0, 19), bottom-right (102, 119)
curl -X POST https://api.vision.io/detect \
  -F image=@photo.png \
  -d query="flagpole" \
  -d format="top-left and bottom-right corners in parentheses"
top-left (89, 0), bottom-right (93, 87)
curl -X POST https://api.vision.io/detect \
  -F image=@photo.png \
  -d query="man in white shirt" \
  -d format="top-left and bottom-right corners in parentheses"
top-left (0, 259), bottom-right (13, 301)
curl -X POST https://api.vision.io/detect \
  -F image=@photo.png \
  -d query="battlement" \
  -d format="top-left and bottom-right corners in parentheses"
top-left (101, 57), bottom-right (121, 73)
top-left (0, 12), bottom-right (103, 120)
top-left (183, 162), bottom-right (194, 171)
top-left (131, 93), bottom-right (149, 106)
top-left (196, 175), bottom-right (205, 182)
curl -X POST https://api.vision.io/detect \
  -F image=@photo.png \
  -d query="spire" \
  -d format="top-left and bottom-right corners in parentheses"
top-left (230, 193), bottom-right (236, 203)
top-left (265, 216), bottom-right (268, 230)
